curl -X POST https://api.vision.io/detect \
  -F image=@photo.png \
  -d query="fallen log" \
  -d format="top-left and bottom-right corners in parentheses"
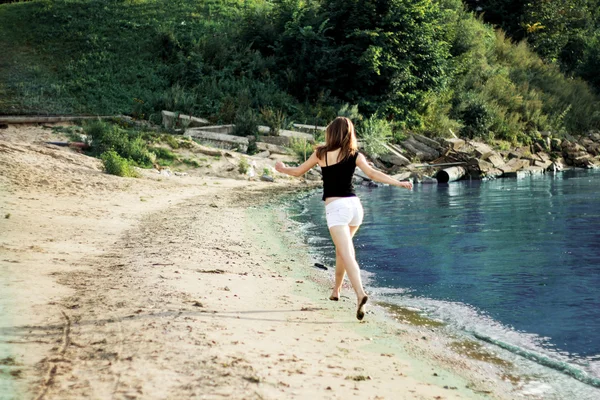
top-left (401, 137), bottom-right (439, 161)
top-left (436, 166), bottom-right (466, 183)
top-left (412, 133), bottom-right (443, 151)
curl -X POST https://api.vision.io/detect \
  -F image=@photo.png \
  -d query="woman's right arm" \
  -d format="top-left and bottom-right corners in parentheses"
top-left (275, 151), bottom-right (319, 177)
top-left (356, 153), bottom-right (413, 190)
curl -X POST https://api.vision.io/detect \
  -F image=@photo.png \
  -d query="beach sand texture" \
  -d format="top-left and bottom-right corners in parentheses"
top-left (0, 125), bottom-right (510, 399)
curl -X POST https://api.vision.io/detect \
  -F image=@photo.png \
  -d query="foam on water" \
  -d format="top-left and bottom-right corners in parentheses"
top-left (375, 288), bottom-right (600, 399)
top-left (285, 174), bottom-right (600, 399)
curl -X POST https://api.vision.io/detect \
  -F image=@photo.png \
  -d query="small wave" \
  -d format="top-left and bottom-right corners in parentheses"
top-left (379, 293), bottom-right (600, 398)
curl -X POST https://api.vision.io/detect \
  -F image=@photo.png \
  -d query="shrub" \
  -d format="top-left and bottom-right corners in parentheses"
top-left (238, 157), bottom-right (249, 174)
top-left (357, 114), bottom-right (393, 158)
top-left (182, 158), bottom-right (201, 168)
top-left (288, 137), bottom-right (313, 162)
top-left (260, 107), bottom-right (285, 136)
top-left (101, 151), bottom-right (138, 177)
top-left (85, 121), bottom-right (153, 167)
top-left (162, 134), bottom-right (180, 149)
top-left (337, 103), bottom-right (362, 122)
top-left (233, 108), bottom-right (259, 137)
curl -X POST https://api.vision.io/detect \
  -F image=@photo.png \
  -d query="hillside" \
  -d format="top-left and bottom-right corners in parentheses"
top-left (1, 0), bottom-right (599, 145)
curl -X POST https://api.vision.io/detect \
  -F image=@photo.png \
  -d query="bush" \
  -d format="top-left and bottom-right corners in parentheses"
top-left (233, 108), bottom-right (259, 137)
top-left (238, 157), bottom-right (250, 174)
top-left (260, 107), bottom-right (285, 136)
top-left (85, 121), bottom-right (153, 167)
top-left (101, 151), bottom-right (138, 177)
top-left (337, 103), bottom-right (362, 122)
top-left (357, 115), bottom-right (393, 158)
top-left (149, 146), bottom-right (178, 166)
top-left (288, 137), bottom-right (313, 162)
top-left (455, 94), bottom-right (493, 139)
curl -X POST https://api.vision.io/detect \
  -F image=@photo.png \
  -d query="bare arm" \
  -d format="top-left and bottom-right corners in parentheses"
top-left (356, 153), bottom-right (413, 190)
top-left (275, 151), bottom-right (319, 177)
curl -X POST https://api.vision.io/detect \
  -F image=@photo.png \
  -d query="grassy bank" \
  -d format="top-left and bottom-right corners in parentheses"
top-left (1, 0), bottom-right (599, 146)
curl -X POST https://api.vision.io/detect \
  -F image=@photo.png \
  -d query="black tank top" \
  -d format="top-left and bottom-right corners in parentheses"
top-left (321, 152), bottom-right (359, 201)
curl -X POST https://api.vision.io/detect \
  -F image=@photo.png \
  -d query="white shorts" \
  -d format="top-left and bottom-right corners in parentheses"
top-left (325, 197), bottom-right (364, 229)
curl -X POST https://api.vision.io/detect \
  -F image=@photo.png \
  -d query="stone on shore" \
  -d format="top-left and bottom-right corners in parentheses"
top-left (162, 110), bottom-right (209, 129)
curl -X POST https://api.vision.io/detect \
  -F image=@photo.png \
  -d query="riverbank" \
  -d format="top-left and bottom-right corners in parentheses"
top-left (0, 124), bottom-right (511, 399)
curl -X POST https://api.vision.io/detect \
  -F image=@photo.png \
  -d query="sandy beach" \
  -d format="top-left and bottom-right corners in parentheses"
top-left (0, 125), bottom-right (515, 400)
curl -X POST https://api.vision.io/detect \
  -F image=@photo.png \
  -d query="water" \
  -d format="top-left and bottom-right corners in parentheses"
top-left (289, 169), bottom-right (600, 398)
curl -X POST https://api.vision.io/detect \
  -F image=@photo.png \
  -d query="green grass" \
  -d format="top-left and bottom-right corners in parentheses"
top-left (1, 0), bottom-right (598, 146)
top-left (0, 0), bottom-right (287, 120)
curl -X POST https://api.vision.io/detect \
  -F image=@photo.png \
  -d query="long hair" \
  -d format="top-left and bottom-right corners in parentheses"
top-left (315, 117), bottom-right (358, 162)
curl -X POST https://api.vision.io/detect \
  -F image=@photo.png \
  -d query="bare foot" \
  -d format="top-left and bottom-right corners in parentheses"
top-left (356, 295), bottom-right (368, 320)
top-left (329, 289), bottom-right (339, 301)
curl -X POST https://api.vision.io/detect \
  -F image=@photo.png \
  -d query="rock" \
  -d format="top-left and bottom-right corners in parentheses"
top-left (500, 158), bottom-right (528, 174)
top-left (536, 152), bottom-right (551, 162)
top-left (361, 180), bottom-right (380, 187)
top-left (256, 135), bottom-right (289, 146)
top-left (507, 151), bottom-right (522, 160)
top-left (533, 142), bottom-right (545, 153)
top-left (533, 159), bottom-right (553, 170)
top-left (482, 152), bottom-right (505, 168)
top-left (185, 129), bottom-right (249, 152)
top-left (540, 131), bottom-right (552, 138)
top-left (484, 168), bottom-right (504, 179)
top-left (471, 142), bottom-right (493, 158)
top-left (551, 138), bottom-right (562, 152)
top-left (590, 133), bottom-right (600, 142)
top-left (574, 154), bottom-right (593, 168)
top-left (254, 150), bottom-right (271, 158)
top-left (162, 110), bottom-right (209, 129)
top-left (442, 138), bottom-right (465, 151)
top-left (260, 175), bottom-right (274, 182)
top-left (379, 151), bottom-right (410, 166)
top-left (256, 142), bottom-right (290, 155)
top-left (505, 166), bottom-right (546, 178)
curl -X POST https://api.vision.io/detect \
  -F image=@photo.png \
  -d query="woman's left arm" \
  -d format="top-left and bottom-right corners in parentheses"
top-left (275, 151), bottom-right (319, 177)
top-left (356, 153), bottom-right (413, 190)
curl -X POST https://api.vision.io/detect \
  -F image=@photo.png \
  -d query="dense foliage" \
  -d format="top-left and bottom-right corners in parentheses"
top-left (1, 0), bottom-right (599, 147)
top-left (464, 0), bottom-right (600, 91)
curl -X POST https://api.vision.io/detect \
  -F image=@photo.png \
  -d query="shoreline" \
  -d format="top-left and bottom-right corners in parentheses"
top-left (282, 174), bottom-right (600, 400)
top-left (0, 126), bottom-right (507, 399)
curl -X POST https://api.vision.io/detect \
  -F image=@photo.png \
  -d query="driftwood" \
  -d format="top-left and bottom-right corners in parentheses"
top-left (412, 133), bottom-right (443, 151)
top-left (399, 137), bottom-right (439, 161)
top-left (0, 115), bottom-right (110, 124)
top-left (379, 143), bottom-right (410, 166)
top-left (436, 166), bottom-right (466, 183)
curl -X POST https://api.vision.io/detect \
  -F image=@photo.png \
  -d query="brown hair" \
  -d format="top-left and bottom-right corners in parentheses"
top-left (315, 117), bottom-right (358, 162)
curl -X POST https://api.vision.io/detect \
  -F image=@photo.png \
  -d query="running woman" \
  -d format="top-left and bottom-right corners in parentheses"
top-left (275, 117), bottom-right (413, 320)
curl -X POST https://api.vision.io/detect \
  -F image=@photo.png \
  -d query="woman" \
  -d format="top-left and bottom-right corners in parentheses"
top-left (275, 117), bottom-right (413, 320)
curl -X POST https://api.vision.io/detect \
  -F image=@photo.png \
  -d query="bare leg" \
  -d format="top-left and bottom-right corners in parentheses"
top-left (330, 225), bottom-right (359, 300)
top-left (329, 225), bottom-right (368, 320)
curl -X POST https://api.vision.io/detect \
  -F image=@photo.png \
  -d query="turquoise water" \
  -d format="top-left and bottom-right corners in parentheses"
top-left (290, 169), bottom-right (600, 398)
